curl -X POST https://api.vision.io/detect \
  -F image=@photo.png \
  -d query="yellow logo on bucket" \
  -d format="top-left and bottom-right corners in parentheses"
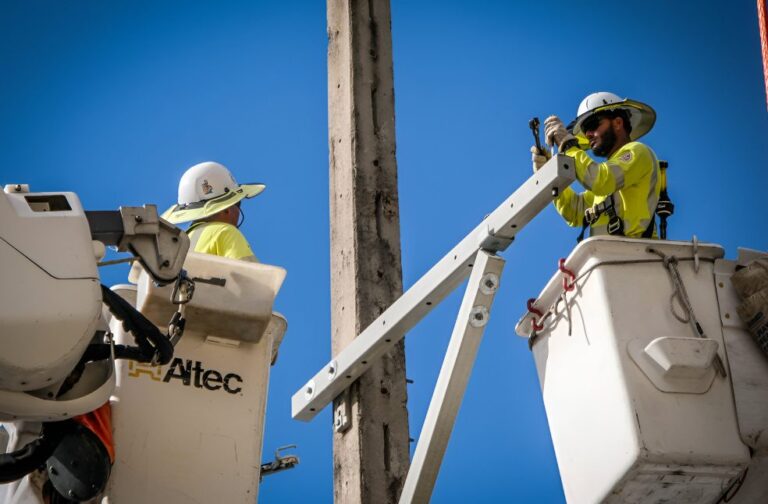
top-left (128, 361), bottom-right (162, 381)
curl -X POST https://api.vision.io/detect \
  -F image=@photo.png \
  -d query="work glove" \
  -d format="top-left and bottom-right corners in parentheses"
top-left (531, 145), bottom-right (551, 173)
top-left (544, 115), bottom-right (577, 151)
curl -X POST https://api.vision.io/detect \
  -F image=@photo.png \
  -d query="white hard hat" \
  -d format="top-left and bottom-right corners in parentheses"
top-left (569, 91), bottom-right (656, 141)
top-left (161, 161), bottom-right (265, 224)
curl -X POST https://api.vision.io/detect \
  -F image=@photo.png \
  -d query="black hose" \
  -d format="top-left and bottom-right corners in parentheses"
top-left (0, 422), bottom-right (69, 483)
top-left (99, 284), bottom-right (174, 365)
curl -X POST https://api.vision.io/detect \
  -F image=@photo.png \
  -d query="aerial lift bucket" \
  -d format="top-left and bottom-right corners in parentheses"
top-left (105, 252), bottom-right (286, 503)
top-left (516, 236), bottom-right (768, 504)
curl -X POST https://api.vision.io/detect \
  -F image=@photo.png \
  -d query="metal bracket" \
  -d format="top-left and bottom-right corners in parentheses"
top-left (333, 386), bottom-right (352, 433)
top-left (398, 251), bottom-right (505, 503)
top-left (86, 206), bottom-right (189, 285)
top-left (260, 444), bottom-right (300, 481)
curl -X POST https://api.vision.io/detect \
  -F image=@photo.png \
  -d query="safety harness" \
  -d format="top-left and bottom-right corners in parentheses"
top-left (576, 160), bottom-right (673, 242)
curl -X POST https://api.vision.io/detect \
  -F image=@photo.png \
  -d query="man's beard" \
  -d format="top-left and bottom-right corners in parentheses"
top-left (592, 127), bottom-right (617, 157)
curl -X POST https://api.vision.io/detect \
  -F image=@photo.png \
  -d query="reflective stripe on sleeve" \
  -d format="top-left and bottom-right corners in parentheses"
top-left (607, 161), bottom-right (625, 190)
top-left (580, 160), bottom-right (622, 193)
top-left (581, 160), bottom-right (601, 190)
top-left (568, 192), bottom-right (585, 217)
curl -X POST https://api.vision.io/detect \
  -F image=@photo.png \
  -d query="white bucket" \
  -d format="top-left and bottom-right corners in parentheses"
top-left (105, 254), bottom-right (286, 503)
top-left (516, 237), bottom-right (749, 504)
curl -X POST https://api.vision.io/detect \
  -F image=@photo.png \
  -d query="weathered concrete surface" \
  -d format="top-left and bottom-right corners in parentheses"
top-left (327, 1), bottom-right (410, 502)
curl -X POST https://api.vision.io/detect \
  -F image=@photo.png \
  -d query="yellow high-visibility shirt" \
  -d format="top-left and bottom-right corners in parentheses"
top-left (554, 141), bottom-right (661, 238)
top-left (187, 222), bottom-right (258, 262)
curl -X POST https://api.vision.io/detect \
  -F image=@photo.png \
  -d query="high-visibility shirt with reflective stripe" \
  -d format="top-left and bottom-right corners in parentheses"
top-left (554, 141), bottom-right (661, 237)
top-left (187, 222), bottom-right (258, 262)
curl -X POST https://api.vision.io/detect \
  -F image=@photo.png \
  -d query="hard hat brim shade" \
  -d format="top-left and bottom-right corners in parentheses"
top-left (569, 98), bottom-right (656, 143)
top-left (161, 183), bottom-right (266, 224)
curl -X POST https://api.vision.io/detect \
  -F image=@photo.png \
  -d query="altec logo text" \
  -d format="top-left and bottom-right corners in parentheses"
top-left (128, 358), bottom-right (243, 394)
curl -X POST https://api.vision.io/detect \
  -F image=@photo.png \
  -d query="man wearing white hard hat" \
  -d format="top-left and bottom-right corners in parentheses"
top-left (162, 161), bottom-right (265, 261)
top-left (532, 92), bottom-right (661, 240)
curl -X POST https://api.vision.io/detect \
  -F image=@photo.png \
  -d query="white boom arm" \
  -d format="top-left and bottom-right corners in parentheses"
top-left (292, 155), bottom-right (574, 421)
top-left (291, 156), bottom-right (574, 502)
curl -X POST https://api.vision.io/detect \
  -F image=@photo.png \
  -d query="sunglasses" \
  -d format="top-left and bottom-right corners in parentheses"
top-left (581, 114), bottom-right (609, 133)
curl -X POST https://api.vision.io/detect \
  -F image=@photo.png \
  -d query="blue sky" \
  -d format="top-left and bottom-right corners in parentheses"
top-left (2, 1), bottom-right (767, 502)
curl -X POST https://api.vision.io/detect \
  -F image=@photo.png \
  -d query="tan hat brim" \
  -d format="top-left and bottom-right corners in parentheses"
top-left (162, 183), bottom-right (265, 224)
top-left (570, 99), bottom-right (656, 143)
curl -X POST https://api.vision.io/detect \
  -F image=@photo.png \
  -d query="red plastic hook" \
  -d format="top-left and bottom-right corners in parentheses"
top-left (526, 298), bottom-right (545, 332)
top-left (558, 258), bottom-right (576, 292)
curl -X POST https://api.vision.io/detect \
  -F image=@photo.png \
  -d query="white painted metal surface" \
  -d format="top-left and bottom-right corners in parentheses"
top-left (0, 187), bottom-right (101, 395)
top-left (515, 237), bottom-right (752, 504)
top-left (105, 256), bottom-right (287, 503)
top-left (712, 258), bottom-right (768, 504)
top-left (399, 251), bottom-right (505, 504)
top-left (136, 251), bottom-right (285, 343)
top-left (0, 359), bottom-right (115, 423)
top-left (292, 154), bottom-right (575, 421)
top-left (0, 185), bottom-right (96, 279)
top-left (715, 259), bottom-right (768, 452)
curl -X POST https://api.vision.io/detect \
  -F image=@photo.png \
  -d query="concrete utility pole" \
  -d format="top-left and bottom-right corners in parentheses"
top-left (327, 1), bottom-right (410, 502)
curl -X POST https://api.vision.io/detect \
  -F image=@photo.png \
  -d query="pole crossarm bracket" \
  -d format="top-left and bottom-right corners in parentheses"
top-left (292, 155), bottom-right (575, 421)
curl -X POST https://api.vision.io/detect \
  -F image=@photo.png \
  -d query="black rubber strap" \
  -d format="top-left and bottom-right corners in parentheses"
top-left (577, 216), bottom-right (589, 243)
top-left (641, 217), bottom-right (656, 239)
top-left (604, 195), bottom-right (625, 236)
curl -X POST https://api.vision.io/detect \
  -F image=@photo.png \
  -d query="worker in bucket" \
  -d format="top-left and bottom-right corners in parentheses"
top-left (531, 92), bottom-right (661, 241)
top-left (162, 161), bottom-right (265, 261)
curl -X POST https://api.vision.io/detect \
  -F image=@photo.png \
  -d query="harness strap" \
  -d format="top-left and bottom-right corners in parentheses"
top-left (641, 216), bottom-right (656, 239)
top-left (577, 193), bottom-right (657, 242)
top-left (577, 194), bottom-right (625, 242)
top-left (576, 216), bottom-right (589, 243)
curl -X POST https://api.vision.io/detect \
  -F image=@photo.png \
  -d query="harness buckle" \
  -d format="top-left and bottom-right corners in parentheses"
top-left (584, 206), bottom-right (600, 225)
top-left (585, 198), bottom-right (611, 225)
top-left (607, 216), bottom-right (623, 235)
